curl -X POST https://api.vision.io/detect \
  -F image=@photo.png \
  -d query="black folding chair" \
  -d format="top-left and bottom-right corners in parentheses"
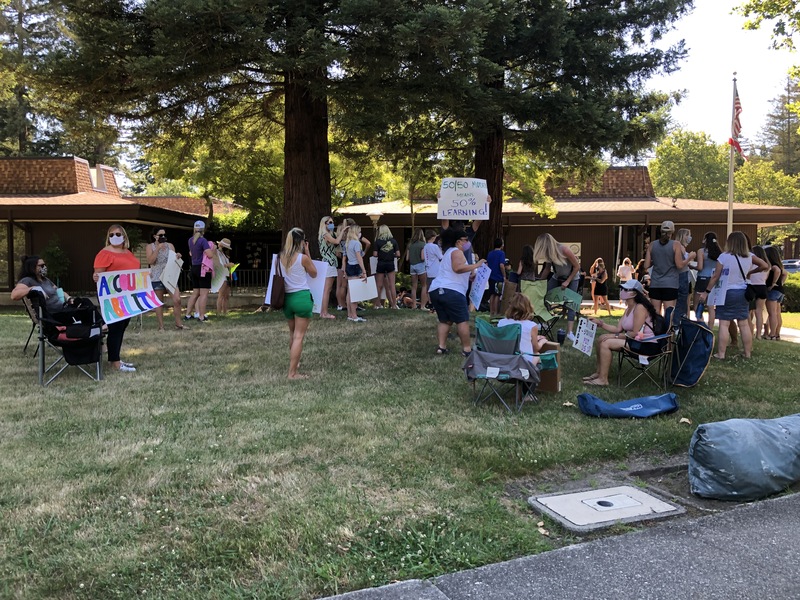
top-left (32, 293), bottom-right (106, 386)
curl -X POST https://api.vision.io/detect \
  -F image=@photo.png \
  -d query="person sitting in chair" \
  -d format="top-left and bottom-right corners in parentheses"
top-left (582, 279), bottom-right (662, 387)
top-left (11, 255), bottom-right (72, 311)
top-left (497, 293), bottom-right (548, 367)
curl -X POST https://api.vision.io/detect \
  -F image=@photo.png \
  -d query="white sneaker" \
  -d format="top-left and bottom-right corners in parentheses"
top-left (567, 332), bottom-right (577, 343)
top-left (118, 364), bottom-right (136, 373)
top-left (348, 317), bottom-right (367, 323)
top-left (121, 361), bottom-right (135, 368)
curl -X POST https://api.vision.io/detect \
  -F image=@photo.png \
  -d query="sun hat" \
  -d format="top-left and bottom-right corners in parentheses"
top-left (621, 279), bottom-right (644, 293)
top-left (218, 238), bottom-right (232, 249)
top-left (660, 220), bottom-right (675, 233)
top-left (194, 220), bottom-right (206, 230)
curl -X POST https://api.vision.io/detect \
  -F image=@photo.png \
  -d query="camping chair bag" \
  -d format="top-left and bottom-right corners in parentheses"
top-left (42, 301), bottom-right (104, 365)
top-left (577, 392), bottom-right (679, 419)
top-left (670, 318), bottom-right (714, 387)
top-left (688, 414), bottom-right (800, 501)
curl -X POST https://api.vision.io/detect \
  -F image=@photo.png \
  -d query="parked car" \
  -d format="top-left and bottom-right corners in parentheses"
top-left (782, 259), bottom-right (800, 274)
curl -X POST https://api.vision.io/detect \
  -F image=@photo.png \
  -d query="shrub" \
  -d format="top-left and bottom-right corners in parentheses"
top-left (783, 272), bottom-right (800, 312)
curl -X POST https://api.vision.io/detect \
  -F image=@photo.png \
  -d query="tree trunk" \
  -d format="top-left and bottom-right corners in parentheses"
top-left (283, 68), bottom-right (331, 258)
top-left (473, 125), bottom-right (504, 259)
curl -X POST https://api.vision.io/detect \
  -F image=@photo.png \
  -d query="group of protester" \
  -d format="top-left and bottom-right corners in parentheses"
top-left (11, 210), bottom-right (791, 383)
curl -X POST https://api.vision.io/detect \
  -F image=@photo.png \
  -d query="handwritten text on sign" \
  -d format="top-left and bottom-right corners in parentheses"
top-left (97, 269), bottom-right (163, 324)
top-left (438, 178), bottom-right (489, 220)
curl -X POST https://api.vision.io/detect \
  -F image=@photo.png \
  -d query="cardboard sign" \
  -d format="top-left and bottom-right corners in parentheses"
top-left (707, 270), bottom-right (728, 307)
top-left (469, 264), bottom-right (492, 311)
top-left (96, 269), bottom-right (163, 324)
top-left (574, 317), bottom-right (597, 356)
top-left (210, 250), bottom-right (229, 293)
top-left (438, 178), bottom-right (489, 220)
top-left (348, 276), bottom-right (379, 302)
top-left (307, 260), bottom-right (330, 314)
top-left (161, 250), bottom-right (183, 296)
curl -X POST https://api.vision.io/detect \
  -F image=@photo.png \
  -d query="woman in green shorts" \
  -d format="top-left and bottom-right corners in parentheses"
top-left (281, 228), bottom-right (318, 379)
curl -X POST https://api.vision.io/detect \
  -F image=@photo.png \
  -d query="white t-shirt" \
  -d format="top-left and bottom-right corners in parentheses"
top-left (424, 242), bottom-right (443, 278)
top-left (717, 252), bottom-right (752, 291)
top-left (497, 318), bottom-right (540, 366)
top-left (617, 264), bottom-right (634, 281)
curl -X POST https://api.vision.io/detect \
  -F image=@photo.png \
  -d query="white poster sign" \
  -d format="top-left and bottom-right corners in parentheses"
top-left (210, 249), bottom-right (228, 293)
top-left (265, 254), bottom-right (279, 305)
top-left (161, 250), bottom-right (183, 295)
top-left (469, 264), bottom-right (492, 311)
top-left (96, 269), bottom-right (163, 324)
top-left (348, 276), bottom-right (379, 302)
top-left (574, 317), bottom-right (597, 356)
top-left (707, 271), bottom-right (728, 307)
top-left (437, 178), bottom-right (489, 220)
top-left (307, 260), bottom-right (329, 314)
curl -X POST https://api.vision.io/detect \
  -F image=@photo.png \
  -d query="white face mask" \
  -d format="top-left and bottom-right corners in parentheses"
top-left (109, 233), bottom-right (125, 246)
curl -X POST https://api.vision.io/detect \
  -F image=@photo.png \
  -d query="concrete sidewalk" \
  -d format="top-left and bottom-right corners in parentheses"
top-left (322, 492), bottom-right (800, 599)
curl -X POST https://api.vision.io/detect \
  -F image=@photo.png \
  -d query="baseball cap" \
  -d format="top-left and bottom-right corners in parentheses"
top-left (660, 220), bottom-right (675, 233)
top-left (194, 220), bottom-right (205, 230)
top-left (620, 279), bottom-right (644, 293)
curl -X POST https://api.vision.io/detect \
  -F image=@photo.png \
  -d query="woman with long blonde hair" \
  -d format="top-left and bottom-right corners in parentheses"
top-left (344, 223), bottom-right (369, 322)
top-left (533, 233), bottom-right (581, 341)
top-left (589, 257), bottom-right (612, 316)
top-left (280, 228), bottom-right (318, 379)
top-left (698, 231), bottom-right (768, 359)
top-left (318, 216), bottom-right (348, 319)
top-left (673, 228), bottom-right (693, 322)
top-left (373, 224), bottom-right (400, 309)
top-left (497, 293), bottom-right (547, 368)
top-left (185, 220), bottom-right (215, 322)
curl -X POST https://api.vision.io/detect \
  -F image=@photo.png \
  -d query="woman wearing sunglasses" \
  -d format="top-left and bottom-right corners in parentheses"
top-left (92, 224), bottom-right (141, 372)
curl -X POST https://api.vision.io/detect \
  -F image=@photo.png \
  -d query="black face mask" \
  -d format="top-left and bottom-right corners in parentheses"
top-left (38, 265), bottom-right (48, 277)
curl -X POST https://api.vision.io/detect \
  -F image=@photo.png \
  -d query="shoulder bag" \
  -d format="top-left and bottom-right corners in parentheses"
top-left (270, 257), bottom-right (286, 309)
top-left (735, 255), bottom-right (756, 302)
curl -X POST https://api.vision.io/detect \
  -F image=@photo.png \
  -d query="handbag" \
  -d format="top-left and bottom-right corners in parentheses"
top-left (270, 257), bottom-right (286, 309)
top-left (734, 256), bottom-right (756, 302)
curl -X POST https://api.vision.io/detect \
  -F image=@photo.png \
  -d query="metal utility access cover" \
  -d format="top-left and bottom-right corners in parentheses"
top-left (528, 485), bottom-right (684, 532)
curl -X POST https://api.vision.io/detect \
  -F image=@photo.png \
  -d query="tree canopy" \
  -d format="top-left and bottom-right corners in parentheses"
top-left (649, 130), bottom-right (729, 200)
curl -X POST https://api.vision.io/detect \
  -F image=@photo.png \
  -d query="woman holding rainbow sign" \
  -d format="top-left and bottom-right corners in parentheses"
top-left (93, 224), bottom-right (140, 373)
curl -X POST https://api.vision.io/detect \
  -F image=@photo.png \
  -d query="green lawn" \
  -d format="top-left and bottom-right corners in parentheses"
top-left (1, 307), bottom-right (799, 599)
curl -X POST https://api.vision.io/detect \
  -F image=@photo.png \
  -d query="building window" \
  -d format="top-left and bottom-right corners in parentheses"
top-left (0, 222), bottom-right (27, 289)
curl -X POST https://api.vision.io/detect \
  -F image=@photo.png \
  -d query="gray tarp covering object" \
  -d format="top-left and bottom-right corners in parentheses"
top-left (689, 414), bottom-right (800, 501)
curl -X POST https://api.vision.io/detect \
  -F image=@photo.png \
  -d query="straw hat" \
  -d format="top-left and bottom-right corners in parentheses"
top-left (218, 238), bottom-right (232, 249)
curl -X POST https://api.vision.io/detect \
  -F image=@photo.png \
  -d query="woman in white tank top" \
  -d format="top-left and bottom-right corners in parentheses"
top-left (280, 228), bottom-right (318, 379)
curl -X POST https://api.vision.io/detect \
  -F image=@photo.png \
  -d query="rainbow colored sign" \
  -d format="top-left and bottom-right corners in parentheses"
top-left (96, 269), bottom-right (163, 324)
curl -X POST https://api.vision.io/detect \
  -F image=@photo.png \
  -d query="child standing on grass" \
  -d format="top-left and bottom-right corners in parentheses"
top-left (281, 228), bottom-right (317, 380)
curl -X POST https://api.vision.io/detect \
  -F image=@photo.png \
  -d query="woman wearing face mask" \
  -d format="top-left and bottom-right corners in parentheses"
top-left (146, 226), bottom-right (184, 330)
top-left (184, 220), bottom-right (215, 322)
top-left (11, 254), bottom-right (72, 311)
top-left (583, 279), bottom-right (662, 386)
top-left (93, 224), bottom-right (141, 372)
top-left (318, 216), bottom-right (348, 319)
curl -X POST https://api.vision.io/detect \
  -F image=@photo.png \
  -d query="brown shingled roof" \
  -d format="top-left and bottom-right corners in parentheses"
top-left (126, 196), bottom-right (241, 217)
top-left (546, 166), bottom-right (655, 199)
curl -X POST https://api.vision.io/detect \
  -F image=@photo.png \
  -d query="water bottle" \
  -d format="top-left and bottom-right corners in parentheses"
top-left (557, 328), bottom-right (566, 345)
top-left (56, 287), bottom-right (65, 303)
top-left (695, 302), bottom-right (704, 321)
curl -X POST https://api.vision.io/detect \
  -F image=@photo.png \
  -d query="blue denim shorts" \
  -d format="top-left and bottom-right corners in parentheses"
top-left (345, 263), bottom-right (363, 277)
top-left (410, 263), bottom-right (426, 276)
top-left (767, 288), bottom-right (785, 303)
top-left (151, 280), bottom-right (167, 291)
top-left (430, 287), bottom-right (469, 324)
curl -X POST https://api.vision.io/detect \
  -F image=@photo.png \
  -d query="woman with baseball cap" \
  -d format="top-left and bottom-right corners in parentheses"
top-left (185, 220), bottom-right (215, 322)
top-left (645, 220), bottom-right (695, 317)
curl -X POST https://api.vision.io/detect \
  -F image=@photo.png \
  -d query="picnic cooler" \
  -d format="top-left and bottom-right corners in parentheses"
top-left (537, 341), bottom-right (561, 393)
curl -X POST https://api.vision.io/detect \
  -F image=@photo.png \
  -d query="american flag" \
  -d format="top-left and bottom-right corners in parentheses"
top-left (731, 81), bottom-right (742, 139)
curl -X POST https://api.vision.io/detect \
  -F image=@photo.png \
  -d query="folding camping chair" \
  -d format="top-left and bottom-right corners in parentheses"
top-left (519, 280), bottom-right (565, 341)
top-left (31, 292), bottom-right (106, 386)
top-left (21, 295), bottom-right (44, 356)
top-left (463, 320), bottom-right (540, 412)
top-left (616, 308), bottom-right (675, 391)
top-left (670, 317), bottom-right (714, 387)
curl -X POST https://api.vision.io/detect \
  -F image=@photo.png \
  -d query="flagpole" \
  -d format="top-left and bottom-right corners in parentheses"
top-left (727, 73), bottom-right (736, 237)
